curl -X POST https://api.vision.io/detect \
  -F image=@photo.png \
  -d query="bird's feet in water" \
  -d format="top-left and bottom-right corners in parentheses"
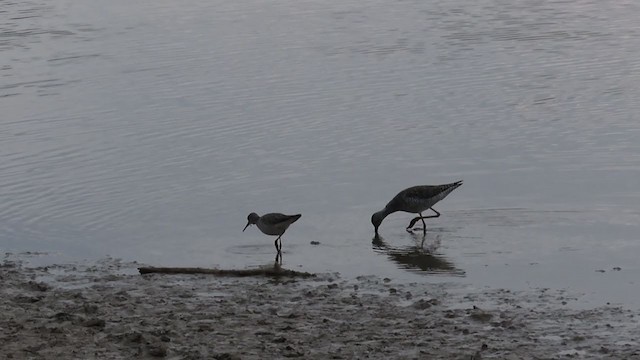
top-left (406, 227), bottom-right (427, 234)
top-left (407, 217), bottom-right (421, 229)
top-left (273, 261), bottom-right (282, 270)
top-left (406, 217), bottom-right (427, 231)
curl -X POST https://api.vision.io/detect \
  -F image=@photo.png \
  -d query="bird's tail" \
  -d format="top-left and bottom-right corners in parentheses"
top-left (291, 214), bottom-right (302, 223)
top-left (448, 180), bottom-right (463, 189)
top-left (431, 180), bottom-right (463, 203)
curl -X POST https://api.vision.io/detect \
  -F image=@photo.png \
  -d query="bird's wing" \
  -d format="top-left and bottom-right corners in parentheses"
top-left (420, 181), bottom-right (463, 204)
top-left (261, 213), bottom-right (301, 226)
top-left (387, 181), bottom-right (463, 210)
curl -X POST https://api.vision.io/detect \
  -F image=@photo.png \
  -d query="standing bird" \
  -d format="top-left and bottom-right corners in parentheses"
top-left (243, 212), bottom-right (302, 263)
top-left (371, 181), bottom-right (462, 235)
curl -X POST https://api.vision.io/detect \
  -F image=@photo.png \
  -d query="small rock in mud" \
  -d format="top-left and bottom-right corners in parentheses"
top-left (310, 241), bottom-right (320, 245)
top-left (147, 343), bottom-right (167, 357)
top-left (613, 267), bottom-right (622, 271)
top-left (444, 310), bottom-right (458, 318)
top-left (26, 281), bottom-right (50, 292)
top-left (213, 353), bottom-right (241, 360)
top-left (84, 318), bottom-right (106, 328)
top-left (83, 303), bottom-right (99, 314)
top-left (596, 269), bottom-right (606, 273)
top-left (412, 299), bottom-right (433, 310)
top-left (126, 332), bottom-right (144, 343)
top-left (52, 312), bottom-right (75, 322)
top-left (283, 345), bottom-right (304, 358)
top-left (14, 295), bottom-right (44, 303)
top-left (469, 307), bottom-right (493, 323)
top-left (1, 260), bottom-right (17, 268)
top-left (273, 336), bottom-right (287, 343)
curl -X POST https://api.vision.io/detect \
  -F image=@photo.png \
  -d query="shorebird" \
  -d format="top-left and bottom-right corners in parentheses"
top-left (243, 212), bottom-right (302, 263)
top-left (371, 180), bottom-right (462, 235)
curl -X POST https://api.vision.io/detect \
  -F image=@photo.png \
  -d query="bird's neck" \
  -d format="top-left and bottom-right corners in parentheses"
top-left (378, 207), bottom-right (394, 219)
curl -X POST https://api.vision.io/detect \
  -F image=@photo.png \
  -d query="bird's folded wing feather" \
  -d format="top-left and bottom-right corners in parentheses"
top-left (261, 213), bottom-right (296, 225)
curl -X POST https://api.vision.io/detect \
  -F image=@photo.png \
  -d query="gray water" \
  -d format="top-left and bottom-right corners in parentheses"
top-left (2, 0), bottom-right (640, 307)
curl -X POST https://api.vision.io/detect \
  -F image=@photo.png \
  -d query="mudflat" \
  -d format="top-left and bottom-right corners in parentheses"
top-left (1, 254), bottom-right (638, 359)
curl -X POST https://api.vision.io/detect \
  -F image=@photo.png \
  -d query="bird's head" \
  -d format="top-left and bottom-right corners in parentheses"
top-left (371, 211), bottom-right (385, 235)
top-left (243, 212), bottom-right (260, 232)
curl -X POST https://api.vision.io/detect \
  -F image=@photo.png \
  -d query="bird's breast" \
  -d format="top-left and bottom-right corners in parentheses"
top-left (256, 221), bottom-right (285, 236)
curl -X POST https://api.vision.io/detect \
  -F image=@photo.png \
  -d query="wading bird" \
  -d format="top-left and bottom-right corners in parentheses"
top-left (371, 181), bottom-right (462, 235)
top-left (243, 212), bottom-right (302, 263)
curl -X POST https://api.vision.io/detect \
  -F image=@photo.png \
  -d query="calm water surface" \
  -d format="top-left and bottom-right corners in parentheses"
top-left (2, 0), bottom-right (640, 307)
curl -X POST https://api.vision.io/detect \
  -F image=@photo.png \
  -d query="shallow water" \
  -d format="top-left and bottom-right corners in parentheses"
top-left (2, 0), bottom-right (640, 307)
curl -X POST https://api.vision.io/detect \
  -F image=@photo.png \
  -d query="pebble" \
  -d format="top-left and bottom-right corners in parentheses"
top-left (412, 299), bottom-right (433, 310)
top-left (147, 343), bottom-right (167, 358)
top-left (213, 354), bottom-right (241, 360)
top-left (273, 336), bottom-right (287, 343)
top-left (84, 318), bottom-right (106, 328)
top-left (469, 308), bottom-right (493, 323)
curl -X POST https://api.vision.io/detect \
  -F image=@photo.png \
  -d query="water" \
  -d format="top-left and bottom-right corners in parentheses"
top-left (2, 0), bottom-right (640, 307)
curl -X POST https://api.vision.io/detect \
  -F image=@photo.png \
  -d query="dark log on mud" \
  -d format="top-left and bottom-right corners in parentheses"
top-left (138, 266), bottom-right (315, 278)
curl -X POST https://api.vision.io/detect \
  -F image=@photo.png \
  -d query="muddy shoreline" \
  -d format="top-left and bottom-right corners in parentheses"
top-left (1, 255), bottom-right (639, 359)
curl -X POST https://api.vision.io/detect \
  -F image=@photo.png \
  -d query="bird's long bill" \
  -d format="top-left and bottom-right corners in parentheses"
top-left (242, 222), bottom-right (251, 232)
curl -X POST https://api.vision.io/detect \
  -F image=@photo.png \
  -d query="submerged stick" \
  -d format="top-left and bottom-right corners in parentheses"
top-left (138, 266), bottom-right (315, 278)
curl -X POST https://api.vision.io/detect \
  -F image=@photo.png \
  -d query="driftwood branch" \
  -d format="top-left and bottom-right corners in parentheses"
top-left (138, 266), bottom-right (315, 278)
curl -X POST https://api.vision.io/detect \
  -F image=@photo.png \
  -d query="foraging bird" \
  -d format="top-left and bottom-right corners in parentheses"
top-left (243, 212), bottom-right (302, 263)
top-left (371, 181), bottom-right (462, 235)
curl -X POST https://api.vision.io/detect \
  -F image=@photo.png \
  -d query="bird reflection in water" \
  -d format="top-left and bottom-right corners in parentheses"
top-left (372, 232), bottom-right (465, 276)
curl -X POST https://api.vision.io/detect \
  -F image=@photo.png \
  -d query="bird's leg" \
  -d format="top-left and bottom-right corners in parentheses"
top-left (420, 214), bottom-right (427, 235)
top-left (408, 208), bottom-right (441, 233)
top-left (406, 214), bottom-right (421, 233)
top-left (274, 235), bottom-right (283, 264)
